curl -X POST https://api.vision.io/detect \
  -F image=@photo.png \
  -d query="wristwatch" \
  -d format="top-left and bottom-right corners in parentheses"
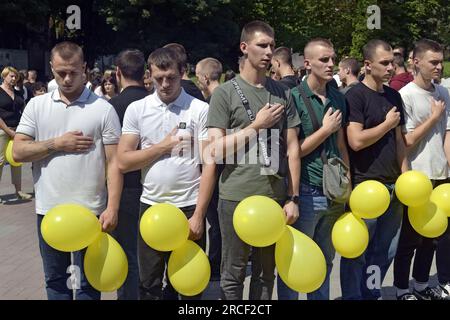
top-left (286, 195), bottom-right (299, 204)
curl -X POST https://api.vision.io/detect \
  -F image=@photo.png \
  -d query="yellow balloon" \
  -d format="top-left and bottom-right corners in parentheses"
top-left (140, 203), bottom-right (189, 251)
top-left (395, 170), bottom-right (432, 207)
top-left (84, 232), bottom-right (128, 292)
top-left (41, 203), bottom-right (101, 252)
top-left (5, 139), bottom-right (22, 167)
top-left (408, 202), bottom-right (448, 238)
top-left (350, 180), bottom-right (390, 219)
top-left (275, 226), bottom-right (326, 293)
top-left (332, 212), bottom-right (369, 258)
top-left (168, 240), bottom-right (210, 296)
top-left (233, 195), bottom-right (286, 247)
top-left (430, 184), bottom-right (450, 217)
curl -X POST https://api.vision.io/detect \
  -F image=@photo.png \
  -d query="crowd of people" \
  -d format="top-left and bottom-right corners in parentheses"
top-left (1, 19), bottom-right (450, 301)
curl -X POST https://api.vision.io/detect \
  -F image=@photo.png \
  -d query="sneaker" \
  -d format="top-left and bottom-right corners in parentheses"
top-left (396, 293), bottom-right (418, 300)
top-left (413, 287), bottom-right (448, 300)
top-left (16, 191), bottom-right (32, 200)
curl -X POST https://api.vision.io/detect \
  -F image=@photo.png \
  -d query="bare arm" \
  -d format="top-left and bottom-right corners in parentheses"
top-left (286, 128), bottom-right (300, 198)
top-left (284, 127), bottom-right (300, 225)
top-left (444, 131), bottom-right (450, 167)
top-left (403, 99), bottom-right (445, 149)
top-left (212, 103), bottom-right (285, 160)
top-left (299, 108), bottom-right (341, 157)
top-left (13, 131), bottom-right (94, 162)
top-left (396, 126), bottom-right (409, 173)
top-left (0, 118), bottom-right (15, 137)
top-left (189, 139), bottom-right (217, 240)
top-left (117, 129), bottom-right (181, 173)
top-left (98, 144), bottom-right (123, 232)
top-left (347, 106), bottom-right (400, 152)
top-left (337, 128), bottom-right (351, 181)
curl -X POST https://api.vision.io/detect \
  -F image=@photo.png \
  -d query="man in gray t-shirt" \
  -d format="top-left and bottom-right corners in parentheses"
top-left (14, 42), bottom-right (123, 300)
top-left (207, 21), bottom-right (301, 300)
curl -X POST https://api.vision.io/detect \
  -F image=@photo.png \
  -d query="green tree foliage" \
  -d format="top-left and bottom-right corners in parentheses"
top-left (0, 0), bottom-right (449, 69)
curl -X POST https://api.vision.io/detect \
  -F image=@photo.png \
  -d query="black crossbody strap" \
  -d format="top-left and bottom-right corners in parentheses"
top-left (231, 78), bottom-right (270, 167)
top-left (231, 78), bottom-right (255, 122)
top-left (298, 84), bottom-right (328, 164)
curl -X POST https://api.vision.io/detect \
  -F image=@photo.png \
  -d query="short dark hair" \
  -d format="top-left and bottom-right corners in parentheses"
top-left (115, 49), bottom-right (145, 82)
top-left (393, 54), bottom-right (406, 69)
top-left (148, 48), bottom-right (183, 74)
top-left (50, 41), bottom-right (84, 62)
top-left (362, 39), bottom-right (392, 61)
top-left (163, 43), bottom-right (187, 70)
top-left (413, 39), bottom-right (443, 59)
top-left (31, 81), bottom-right (46, 93)
top-left (240, 20), bottom-right (274, 43)
top-left (339, 58), bottom-right (360, 77)
top-left (273, 47), bottom-right (292, 66)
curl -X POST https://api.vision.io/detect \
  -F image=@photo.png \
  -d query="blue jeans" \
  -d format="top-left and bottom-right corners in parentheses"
top-left (37, 215), bottom-right (100, 300)
top-left (340, 183), bottom-right (403, 300)
top-left (111, 188), bottom-right (141, 300)
top-left (277, 183), bottom-right (344, 300)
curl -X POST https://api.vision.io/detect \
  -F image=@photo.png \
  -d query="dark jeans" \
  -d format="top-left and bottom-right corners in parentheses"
top-left (138, 202), bottom-right (206, 300)
top-left (340, 183), bottom-right (403, 300)
top-left (37, 215), bottom-right (100, 300)
top-left (111, 187), bottom-right (141, 300)
top-left (206, 186), bottom-right (221, 278)
top-left (394, 179), bottom-right (450, 288)
top-left (218, 198), bottom-right (276, 300)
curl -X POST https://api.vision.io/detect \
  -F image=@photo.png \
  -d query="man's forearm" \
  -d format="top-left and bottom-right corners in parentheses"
top-left (194, 163), bottom-right (217, 218)
top-left (348, 122), bottom-right (391, 151)
top-left (214, 124), bottom-right (259, 161)
top-left (287, 129), bottom-right (300, 196)
top-left (396, 127), bottom-right (409, 173)
top-left (299, 127), bottom-right (331, 157)
top-left (106, 154), bottom-right (123, 212)
top-left (404, 116), bottom-right (438, 149)
top-left (337, 129), bottom-right (351, 180)
top-left (118, 144), bottom-right (166, 173)
top-left (444, 132), bottom-right (450, 167)
top-left (13, 138), bottom-right (57, 162)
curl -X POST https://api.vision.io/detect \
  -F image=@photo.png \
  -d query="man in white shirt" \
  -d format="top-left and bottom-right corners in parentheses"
top-left (117, 47), bottom-right (214, 300)
top-left (13, 41), bottom-right (123, 300)
top-left (394, 39), bottom-right (450, 300)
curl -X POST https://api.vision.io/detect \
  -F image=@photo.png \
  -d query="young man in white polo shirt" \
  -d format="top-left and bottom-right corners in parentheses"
top-left (117, 47), bottom-right (214, 300)
top-left (13, 41), bottom-right (123, 300)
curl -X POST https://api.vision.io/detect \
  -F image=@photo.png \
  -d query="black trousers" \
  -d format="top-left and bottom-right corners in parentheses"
top-left (138, 202), bottom-right (206, 300)
top-left (393, 179), bottom-right (450, 289)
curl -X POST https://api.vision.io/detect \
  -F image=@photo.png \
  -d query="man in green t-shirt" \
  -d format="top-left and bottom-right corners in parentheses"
top-left (278, 38), bottom-right (349, 300)
top-left (206, 20), bottom-right (301, 300)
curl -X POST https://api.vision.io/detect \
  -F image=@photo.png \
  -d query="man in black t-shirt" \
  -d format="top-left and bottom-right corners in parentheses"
top-left (109, 49), bottom-right (148, 300)
top-left (341, 39), bottom-right (408, 300)
top-left (271, 47), bottom-right (299, 89)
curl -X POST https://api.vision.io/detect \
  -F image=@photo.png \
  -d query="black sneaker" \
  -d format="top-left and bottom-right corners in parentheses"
top-left (396, 293), bottom-right (418, 300)
top-left (413, 287), bottom-right (448, 300)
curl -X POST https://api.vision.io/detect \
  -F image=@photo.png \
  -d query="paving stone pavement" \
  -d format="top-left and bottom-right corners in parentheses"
top-left (0, 163), bottom-right (438, 300)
